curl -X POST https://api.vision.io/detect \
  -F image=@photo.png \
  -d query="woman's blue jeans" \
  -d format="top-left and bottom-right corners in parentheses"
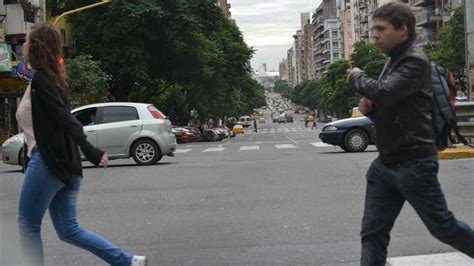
top-left (360, 155), bottom-right (474, 265)
top-left (18, 149), bottom-right (133, 266)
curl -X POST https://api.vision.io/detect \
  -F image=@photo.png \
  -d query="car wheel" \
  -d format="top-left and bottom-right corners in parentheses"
top-left (131, 139), bottom-right (162, 165)
top-left (343, 129), bottom-right (368, 152)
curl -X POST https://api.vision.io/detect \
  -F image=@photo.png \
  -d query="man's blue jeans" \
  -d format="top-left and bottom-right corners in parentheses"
top-left (18, 149), bottom-right (133, 266)
top-left (360, 155), bottom-right (474, 266)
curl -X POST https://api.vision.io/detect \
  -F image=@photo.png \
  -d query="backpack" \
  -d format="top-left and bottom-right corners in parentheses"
top-left (431, 61), bottom-right (473, 151)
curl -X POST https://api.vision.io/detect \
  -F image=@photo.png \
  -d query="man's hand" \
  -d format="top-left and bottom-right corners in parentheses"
top-left (358, 98), bottom-right (373, 115)
top-left (349, 67), bottom-right (362, 75)
top-left (99, 153), bottom-right (109, 168)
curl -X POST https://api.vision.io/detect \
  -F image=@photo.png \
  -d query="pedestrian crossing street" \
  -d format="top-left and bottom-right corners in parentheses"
top-left (174, 142), bottom-right (334, 154)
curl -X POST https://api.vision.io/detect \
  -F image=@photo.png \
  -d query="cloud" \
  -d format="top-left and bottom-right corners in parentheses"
top-left (231, 0), bottom-right (321, 69)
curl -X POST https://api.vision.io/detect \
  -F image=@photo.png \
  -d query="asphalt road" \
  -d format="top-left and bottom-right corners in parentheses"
top-left (1, 114), bottom-right (473, 265)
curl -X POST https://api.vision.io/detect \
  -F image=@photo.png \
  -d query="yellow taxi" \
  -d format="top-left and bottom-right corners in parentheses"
top-left (351, 107), bottom-right (364, 118)
top-left (232, 124), bottom-right (244, 135)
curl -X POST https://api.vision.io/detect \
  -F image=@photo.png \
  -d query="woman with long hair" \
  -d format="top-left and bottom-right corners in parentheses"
top-left (16, 22), bottom-right (146, 266)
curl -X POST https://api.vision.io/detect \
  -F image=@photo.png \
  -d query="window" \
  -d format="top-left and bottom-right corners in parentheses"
top-left (73, 108), bottom-right (98, 126)
top-left (102, 106), bottom-right (139, 124)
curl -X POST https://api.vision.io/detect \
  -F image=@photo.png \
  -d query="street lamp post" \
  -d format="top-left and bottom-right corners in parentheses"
top-left (53, 0), bottom-right (112, 26)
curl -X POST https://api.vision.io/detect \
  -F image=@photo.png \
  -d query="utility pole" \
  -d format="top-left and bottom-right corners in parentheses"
top-left (466, 0), bottom-right (474, 100)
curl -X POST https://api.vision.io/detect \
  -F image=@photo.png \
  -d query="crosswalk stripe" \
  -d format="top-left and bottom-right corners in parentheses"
top-left (275, 144), bottom-right (296, 149)
top-left (175, 149), bottom-right (192, 153)
top-left (240, 146), bottom-right (260, 151)
top-left (203, 147), bottom-right (225, 152)
top-left (311, 142), bottom-right (333, 147)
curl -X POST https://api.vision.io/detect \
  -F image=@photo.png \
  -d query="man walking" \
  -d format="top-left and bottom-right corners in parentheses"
top-left (253, 118), bottom-right (258, 133)
top-left (348, 3), bottom-right (474, 265)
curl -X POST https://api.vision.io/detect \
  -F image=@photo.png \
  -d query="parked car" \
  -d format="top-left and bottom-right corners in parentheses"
top-left (2, 102), bottom-right (177, 166)
top-left (172, 127), bottom-right (189, 143)
top-left (319, 116), bottom-right (376, 152)
top-left (202, 129), bottom-right (221, 141)
top-left (182, 126), bottom-right (202, 142)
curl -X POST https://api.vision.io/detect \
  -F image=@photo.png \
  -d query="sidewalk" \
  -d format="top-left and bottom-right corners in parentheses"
top-left (438, 145), bottom-right (474, 160)
top-left (387, 252), bottom-right (473, 265)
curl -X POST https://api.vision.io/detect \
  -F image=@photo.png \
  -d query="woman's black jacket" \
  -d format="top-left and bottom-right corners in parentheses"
top-left (30, 70), bottom-right (103, 188)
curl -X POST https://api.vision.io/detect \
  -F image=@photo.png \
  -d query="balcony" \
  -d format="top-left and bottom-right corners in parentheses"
top-left (411, 0), bottom-right (434, 7)
top-left (416, 10), bottom-right (441, 27)
top-left (416, 32), bottom-right (439, 47)
top-left (4, 2), bottom-right (37, 36)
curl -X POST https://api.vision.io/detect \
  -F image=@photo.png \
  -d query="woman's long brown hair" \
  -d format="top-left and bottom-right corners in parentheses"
top-left (26, 22), bottom-right (67, 89)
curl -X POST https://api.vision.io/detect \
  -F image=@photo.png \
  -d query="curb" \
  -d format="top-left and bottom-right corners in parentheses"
top-left (438, 145), bottom-right (474, 160)
top-left (387, 252), bottom-right (473, 265)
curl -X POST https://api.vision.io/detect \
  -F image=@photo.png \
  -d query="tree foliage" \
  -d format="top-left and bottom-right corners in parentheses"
top-left (288, 42), bottom-right (386, 118)
top-left (66, 54), bottom-right (110, 107)
top-left (426, 6), bottom-right (465, 73)
top-left (350, 41), bottom-right (386, 79)
top-left (62, 0), bottom-right (264, 125)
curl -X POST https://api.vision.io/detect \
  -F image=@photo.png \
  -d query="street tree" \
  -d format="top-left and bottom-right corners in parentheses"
top-left (64, 0), bottom-right (262, 124)
top-left (350, 41), bottom-right (386, 79)
top-left (66, 54), bottom-right (110, 107)
top-left (425, 6), bottom-right (466, 95)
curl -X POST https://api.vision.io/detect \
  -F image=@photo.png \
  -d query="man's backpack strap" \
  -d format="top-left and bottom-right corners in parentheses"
top-left (433, 62), bottom-right (474, 148)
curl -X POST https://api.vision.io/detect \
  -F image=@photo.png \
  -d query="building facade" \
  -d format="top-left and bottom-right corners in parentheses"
top-left (279, 59), bottom-right (288, 81)
top-left (217, 0), bottom-right (231, 18)
top-left (312, 0), bottom-right (339, 78)
top-left (0, 0), bottom-right (45, 143)
top-left (339, 0), bottom-right (353, 60)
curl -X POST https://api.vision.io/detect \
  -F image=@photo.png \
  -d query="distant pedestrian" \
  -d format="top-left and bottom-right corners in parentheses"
top-left (253, 119), bottom-right (258, 133)
top-left (348, 4), bottom-right (474, 264)
top-left (311, 120), bottom-right (317, 130)
top-left (16, 22), bottom-right (146, 266)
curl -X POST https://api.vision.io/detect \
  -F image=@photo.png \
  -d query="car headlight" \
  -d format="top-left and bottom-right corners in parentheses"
top-left (322, 125), bottom-right (338, 132)
top-left (3, 135), bottom-right (22, 146)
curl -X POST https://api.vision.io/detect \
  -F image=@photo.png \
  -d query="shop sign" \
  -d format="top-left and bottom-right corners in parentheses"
top-left (0, 43), bottom-right (12, 72)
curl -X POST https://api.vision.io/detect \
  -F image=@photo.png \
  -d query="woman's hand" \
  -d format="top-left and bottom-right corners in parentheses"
top-left (99, 153), bottom-right (109, 167)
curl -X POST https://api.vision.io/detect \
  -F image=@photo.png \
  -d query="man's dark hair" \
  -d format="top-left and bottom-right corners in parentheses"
top-left (373, 2), bottom-right (416, 42)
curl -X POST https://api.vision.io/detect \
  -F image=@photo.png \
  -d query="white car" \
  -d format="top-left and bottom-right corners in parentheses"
top-left (2, 102), bottom-right (177, 166)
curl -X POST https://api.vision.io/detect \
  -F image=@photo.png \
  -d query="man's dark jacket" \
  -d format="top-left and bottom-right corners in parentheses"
top-left (30, 70), bottom-right (103, 188)
top-left (349, 40), bottom-right (437, 163)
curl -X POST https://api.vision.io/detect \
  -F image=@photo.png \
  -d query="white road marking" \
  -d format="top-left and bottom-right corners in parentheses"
top-left (203, 147), bottom-right (225, 152)
top-left (311, 142), bottom-right (333, 147)
top-left (275, 144), bottom-right (296, 149)
top-left (175, 149), bottom-right (192, 153)
top-left (240, 146), bottom-right (260, 151)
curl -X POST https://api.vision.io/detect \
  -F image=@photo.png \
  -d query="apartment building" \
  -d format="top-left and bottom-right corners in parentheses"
top-left (312, 0), bottom-right (340, 78)
top-left (287, 47), bottom-right (295, 87)
top-left (0, 0), bottom-right (45, 143)
top-left (217, 0), bottom-right (231, 18)
top-left (338, 0), bottom-right (353, 60)
top-left (303, 17), bottom-right (315, 79)
top-left (279, 59), bottom-right (288, 81)
top-left (292, 31), bottom-right (302, 86)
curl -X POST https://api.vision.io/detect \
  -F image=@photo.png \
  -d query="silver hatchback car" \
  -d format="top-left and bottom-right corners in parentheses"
top-left (2, 102), bottom-right (176, 166)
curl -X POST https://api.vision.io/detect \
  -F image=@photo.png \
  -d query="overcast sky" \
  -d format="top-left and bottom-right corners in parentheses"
top-left (231, 0), bottom-right (322, 71)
